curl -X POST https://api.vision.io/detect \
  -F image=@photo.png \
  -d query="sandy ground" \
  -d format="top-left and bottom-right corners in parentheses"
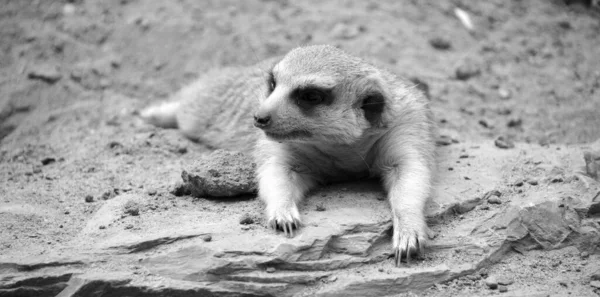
top-left (1, 1), bottom-right (600, 296)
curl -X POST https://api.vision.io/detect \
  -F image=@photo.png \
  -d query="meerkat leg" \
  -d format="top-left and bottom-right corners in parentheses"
top-left (382, 154), bottom-right (432, 266)
top-left (257, 159), bottom-right (317, 237)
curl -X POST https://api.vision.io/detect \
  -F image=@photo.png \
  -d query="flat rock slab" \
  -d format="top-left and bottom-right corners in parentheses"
top-left (2, 141), bottom-right (599, 297)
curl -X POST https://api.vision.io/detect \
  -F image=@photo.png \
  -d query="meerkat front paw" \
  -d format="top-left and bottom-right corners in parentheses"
top-left (392, 215), bottom-right (427, 266)
top-left (266, 203), bottom-right (302, 238)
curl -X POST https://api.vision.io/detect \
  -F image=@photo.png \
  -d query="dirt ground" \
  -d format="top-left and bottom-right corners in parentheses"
top-left (1, 0), bottom-right (600, 296)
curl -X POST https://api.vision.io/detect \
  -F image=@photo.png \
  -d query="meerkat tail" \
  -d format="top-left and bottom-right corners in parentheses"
top-left (140, 101), bottom-right (180, 128)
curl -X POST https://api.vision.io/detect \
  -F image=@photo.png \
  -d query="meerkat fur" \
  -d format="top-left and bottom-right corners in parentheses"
top-left (141, 45), bottom-right (436, 265)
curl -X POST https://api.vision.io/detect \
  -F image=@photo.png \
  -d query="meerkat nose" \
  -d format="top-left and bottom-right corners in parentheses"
top-left (253, 112), bottom-right (272, 128)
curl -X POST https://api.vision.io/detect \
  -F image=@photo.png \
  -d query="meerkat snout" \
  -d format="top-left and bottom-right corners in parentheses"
top-left (253, 112), bottom-right (272, 128)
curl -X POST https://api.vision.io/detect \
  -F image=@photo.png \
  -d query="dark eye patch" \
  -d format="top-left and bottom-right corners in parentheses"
top-left (291, 86), bottom-right (334, 110)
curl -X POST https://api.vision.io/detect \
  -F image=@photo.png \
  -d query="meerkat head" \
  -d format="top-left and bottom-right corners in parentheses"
top-left (253, 45), bottom-right (389, 145)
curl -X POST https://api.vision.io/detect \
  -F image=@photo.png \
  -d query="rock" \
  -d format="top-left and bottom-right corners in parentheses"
top-left (507, 118), bottom-right (522, 128)
top-left (436, 135), bottom-right (459, 146)
top-left (84, 195), bottom-right (94, 203)
top-left (123, 200), bottom-right (140, 216)
top-left (181, 150), bottom-right (257, 198)
top-left (485, 277), bottom-right (498, 289)
top-left (429, 37), bottom-right (452, 50)
top-left (266, 267), bottom-right (276, 273)
top-left (316, 203), bottom-right (326, 211)
top-left (584, 151), bottom-right (600, 180)
top-left (28, 64), bottom-right (62, 84)
top-left (487, 197), bottom-right (502, 204)
top-left (498, 285), bottom-right (508, 292)
top-left (590, 281), bottom-right (600, 289)
top-left (497, 276), bottom-right (514, 285)
top-left (170, 182), bottom-right (191, 197)
top-left (202, 235), bottom-right (212, 242)
top-left (455, 60), bottom-right (481, 80)
top-left (239, 213), bottom-right (254, 225)
top-left (495, 136), bottom-right (515, 149)
top-left (526, 179), bottom-right (539, 186)
top-left (41, 157), bottom-right (57, 165)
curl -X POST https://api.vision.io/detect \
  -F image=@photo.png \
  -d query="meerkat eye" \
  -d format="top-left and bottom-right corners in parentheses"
top-left (267, 72), bottom-right (276, 93)
top-left (300, 90), bottom-right (324, 105)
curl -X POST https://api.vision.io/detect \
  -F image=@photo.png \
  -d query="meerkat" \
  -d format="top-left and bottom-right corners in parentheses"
top-left (141, 45), bottom-right (436, 265)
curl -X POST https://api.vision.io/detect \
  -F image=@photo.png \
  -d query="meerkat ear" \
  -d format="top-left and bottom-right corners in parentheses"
top-left (361, 92), bottom-right (385, 127)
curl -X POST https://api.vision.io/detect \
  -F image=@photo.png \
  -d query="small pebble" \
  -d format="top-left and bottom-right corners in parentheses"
top-left (455, 60), bottom-right (481, 80)
top-left (488, 197), bottom-right (502, 204)
top-left (507, 118), bottom-right (522, 128)
top-left (84, 195), bottom-right (94, 203)
top-left (99, 225), bottom-right (106, 229)
top-left (124, 224), bottom-right (134, 230)
top-left (498, 285), bottom-right (508, 293)
top-left (495, 136), bottom-right (515, 149)
top-left (41, 158), bottom-right (56, 165)
top-left (147, 189), bottom-right (157, 196)
top-left (266, 267), bottom-right (276, 273)
top-left (28, 64), bottom-right (62, 84)
top-left (203, 235), bottom-right (212, 242)
top-left (429, 37), bottom-right (452, 50)
top-left (526, 179), bottom-right (538, 186)
top-left (239, 213), bottom-right (254, 225)
top-left (485, 277), bottom-right (498, 289)
top-left (124, 200), bottom-right (140, 216)
top-left (315, 204), bottom-right (326, 211)
top-left (514, 181), bottom-right (524, 187)
top-left (497, 277), bottom-right (514, 285)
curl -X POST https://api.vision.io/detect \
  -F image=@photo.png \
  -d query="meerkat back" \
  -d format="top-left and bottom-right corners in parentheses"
top-left (141, 58), bottom-right (278, 152)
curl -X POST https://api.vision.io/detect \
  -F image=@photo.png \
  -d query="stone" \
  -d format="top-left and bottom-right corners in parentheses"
top-left (429, 37), bottom-right (452, 50)
top-left (123, 200), bottom-right (140, 216)
top-left (455, 60), bottom-right (481, 80)
top-left (84, 195), bottom-right (94, 203)
top-left (497, 276), bottom-right (514, 285)
top-left (498, 285), bottom-right (508, 292)
top-left (239, 213), bottom-right (254, 225)
top-left (485, 277), bottom-right (498, 289)
top-left (487, 197), bottom-right (502, 204)
top-left (28, 64), bottom-right (62, 84)
top-left (181, 150), bottom-right (257, 198)
top-left (590, 281), bottom-right (600, 289)
top-left (584, 151), bottom-right (600, 180)
top-left (495, 136), bottom-right (515, 149)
